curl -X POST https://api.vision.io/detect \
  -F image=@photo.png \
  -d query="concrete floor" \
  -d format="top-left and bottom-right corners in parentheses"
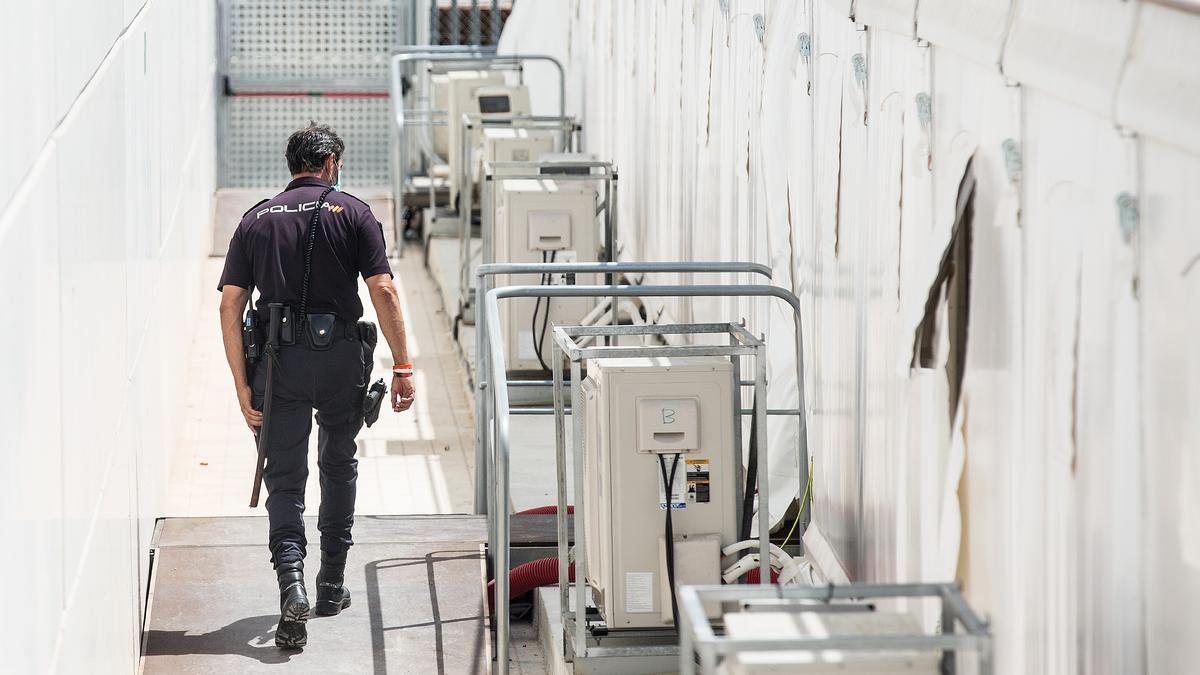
top-left (424, 236), bottom-right (575, 513)
top-left (140, 516), bottom-right (547, 674)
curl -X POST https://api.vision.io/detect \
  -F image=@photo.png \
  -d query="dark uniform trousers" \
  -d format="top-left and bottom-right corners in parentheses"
top-left (251, 321), bottom-right (367, 566)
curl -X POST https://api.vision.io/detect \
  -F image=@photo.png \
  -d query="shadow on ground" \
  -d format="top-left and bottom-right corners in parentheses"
top-left (144, 615), bottom-right (300, 665)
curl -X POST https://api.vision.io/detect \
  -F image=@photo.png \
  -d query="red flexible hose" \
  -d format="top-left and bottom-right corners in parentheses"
top-left (488, 557), bottom-right (576, 612)
top-left (744, 567), bottom-right (781, 584)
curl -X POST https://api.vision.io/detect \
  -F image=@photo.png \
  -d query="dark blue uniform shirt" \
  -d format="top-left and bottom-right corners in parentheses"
top-left (218, 177), bottom-right (392, 321)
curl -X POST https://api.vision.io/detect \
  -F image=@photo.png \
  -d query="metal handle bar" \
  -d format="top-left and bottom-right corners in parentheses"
top-left (477, 261), bottom-right (772, 278)
top-left (391, 52), bottom-right (566, 127)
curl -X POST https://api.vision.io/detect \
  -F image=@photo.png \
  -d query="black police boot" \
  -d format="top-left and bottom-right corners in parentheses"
top-left (275, 561), bottom-right (310, 648)
top-left (314, 550), bottom-right (352, 616)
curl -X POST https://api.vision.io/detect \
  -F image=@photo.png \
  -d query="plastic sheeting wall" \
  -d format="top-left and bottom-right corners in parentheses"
top-left (0, 0), bottom-right (216, 672)
top-left (503, 0), bottom-right (1200, 671)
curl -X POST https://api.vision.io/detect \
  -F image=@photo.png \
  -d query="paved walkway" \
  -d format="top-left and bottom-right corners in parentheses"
top-left (166, 247), bottom-right (478, 517)
top-left (142, 516), bottom-right (490, 675)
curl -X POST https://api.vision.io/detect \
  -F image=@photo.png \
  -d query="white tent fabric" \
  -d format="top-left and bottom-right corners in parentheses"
top-left (1003, 0), bottom-right (1139, 116)
top-left (1115, 4), bottom-right (1200, 156)
top-left (500, 0), bottom-right (1200, 669)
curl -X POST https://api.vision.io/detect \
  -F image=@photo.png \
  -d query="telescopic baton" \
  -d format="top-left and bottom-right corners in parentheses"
top-left (249, 303), bottom-right (283, 507)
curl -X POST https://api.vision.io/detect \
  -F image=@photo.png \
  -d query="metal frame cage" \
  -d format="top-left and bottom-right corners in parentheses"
top-left (547, 322), bottom-right (773, 672)
top-left (677, 582), bottom-right (993, 675)
top-left (473, 260), bottom-right (813, 675)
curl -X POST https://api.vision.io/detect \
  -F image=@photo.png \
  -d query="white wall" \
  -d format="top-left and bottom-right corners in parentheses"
top-left (0, 0), bottom-right (216, 672)
top-left (502, 0), bottom-right (1200, 671)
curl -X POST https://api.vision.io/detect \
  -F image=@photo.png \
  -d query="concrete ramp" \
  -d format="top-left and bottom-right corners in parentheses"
top-left (141, 515), bottom-right (490, 674)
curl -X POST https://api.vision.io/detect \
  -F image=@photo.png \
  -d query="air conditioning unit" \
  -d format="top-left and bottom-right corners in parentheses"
top-left (473, 126), bottom-right (556, 186)
top-left (450, 83), bottom-right (532, 206)
top-left (493, 177), bottom-right (599, 372)
top-left (581, 357), bottom-right (738, 629)
top-left (430, 69), bottom-right (504, 160)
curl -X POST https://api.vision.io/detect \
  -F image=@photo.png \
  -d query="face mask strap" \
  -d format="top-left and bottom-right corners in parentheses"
top-left (327, 155), bottom-right (342, 191)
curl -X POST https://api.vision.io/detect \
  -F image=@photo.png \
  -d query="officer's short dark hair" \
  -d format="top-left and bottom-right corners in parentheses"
top-left (286, 123), bottom-right (345, 175)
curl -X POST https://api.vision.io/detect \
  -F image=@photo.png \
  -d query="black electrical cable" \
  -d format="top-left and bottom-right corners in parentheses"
top-left (537, 250), bottom-right (558, 356)
top-left (297, 186), bottom-right (334, 331)
top-left (657, 452), bottom-right (682, 629)
top-left (531, 251), bottom-right (551, 371)
top-left (740, 392), bottom-right (759, 542)
top-left (532, 250), bottom-right (557, 373)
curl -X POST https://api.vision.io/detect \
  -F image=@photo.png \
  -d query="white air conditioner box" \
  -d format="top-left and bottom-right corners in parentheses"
top-left (450, 83), bottom-right (531, 206)
top-left (475, 127), bottom-right (556, 185)
top-left (493, 178), bottom-right (599, 372)
top-left (430, 69), bottom-right (503, 160)
top-left (582, 357), bottom-right (737, 629)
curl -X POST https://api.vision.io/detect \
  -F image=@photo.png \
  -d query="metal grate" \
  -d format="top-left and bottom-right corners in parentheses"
top-left (216, 0), bottom-right (513, 188)
top-left (430, 0), bottom-right (513, 46)
top-left (220, 96), bottom-right (392, 188)
top-left (223, 0), bottom-right (409, 89)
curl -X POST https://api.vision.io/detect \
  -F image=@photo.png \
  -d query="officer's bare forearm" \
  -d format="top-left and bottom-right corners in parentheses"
top-left (366, 274), bottom-right (410, 364)
top-left (220, 286), bottom-right (252, 390)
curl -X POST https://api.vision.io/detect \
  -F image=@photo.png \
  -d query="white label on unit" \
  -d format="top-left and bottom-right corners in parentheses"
top-left (518, 330), bottom-right (537, 361)
top-left (625, 572), bottom-right (655, 613)
top-left (659, 459), bottom-right (687, 510)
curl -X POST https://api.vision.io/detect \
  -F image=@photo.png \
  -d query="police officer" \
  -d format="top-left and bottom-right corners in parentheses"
top-left (217, 124), bottom-right (416, 648)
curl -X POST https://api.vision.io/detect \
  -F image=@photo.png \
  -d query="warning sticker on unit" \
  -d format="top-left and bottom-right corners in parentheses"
top-left (686, 458), bottom-right (711, 504)
top-left (659, 462), bottom-right (687, 510)
top-left (625, 572), bottom-right (655, 613)
top-left (518, 330), bottom-right (537, 361)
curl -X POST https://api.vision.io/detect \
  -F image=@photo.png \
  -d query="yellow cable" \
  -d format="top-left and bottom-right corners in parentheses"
top-left (779, 460), bottom-right (813, 550)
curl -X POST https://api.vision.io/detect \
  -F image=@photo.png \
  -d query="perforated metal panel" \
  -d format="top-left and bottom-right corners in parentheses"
top-left (220, 96), bottom-right (392, 188)
top-left (216, 0), bottom-right (513, 188)
top-left (222, 0), bottom-right (411, 89)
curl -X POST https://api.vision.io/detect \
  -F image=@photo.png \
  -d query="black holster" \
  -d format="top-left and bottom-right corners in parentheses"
top-left (242, 309), bottom-right (264, 363)
top-left (358, 321), bottom-right (386, 427)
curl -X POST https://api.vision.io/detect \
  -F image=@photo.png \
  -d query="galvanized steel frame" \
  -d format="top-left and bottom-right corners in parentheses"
top-left (473, 262), bottom-right (812, 675)
top-left (677, 582), bottom-right (993, 674)
top-left (549, 322), bottom-right (771, 670)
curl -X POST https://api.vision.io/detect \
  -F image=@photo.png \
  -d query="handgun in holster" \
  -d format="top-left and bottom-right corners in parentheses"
top-left (358, 320), bottom-right (387, 427)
